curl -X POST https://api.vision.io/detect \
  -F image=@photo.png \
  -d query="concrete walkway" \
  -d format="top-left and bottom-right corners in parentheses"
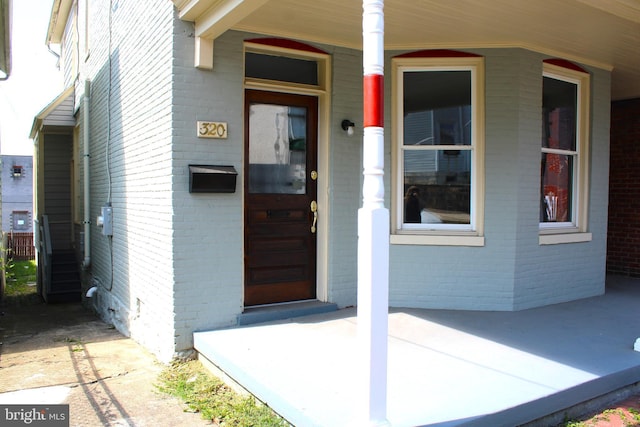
top-left (0, 300), bottom-right (209, 427)
top-left (195, 275), bottom-right (640, 426)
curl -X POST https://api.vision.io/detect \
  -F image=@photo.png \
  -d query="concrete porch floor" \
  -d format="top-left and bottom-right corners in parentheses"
top-left (194, 276), bottom-right (640, 426)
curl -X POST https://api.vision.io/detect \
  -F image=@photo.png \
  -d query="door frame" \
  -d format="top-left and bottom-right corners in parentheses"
top-left (243, 40), bottom-right (331, 306)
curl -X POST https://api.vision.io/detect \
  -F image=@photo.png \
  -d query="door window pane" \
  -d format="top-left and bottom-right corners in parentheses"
top-left (248, 104), bottom-right (307, 194)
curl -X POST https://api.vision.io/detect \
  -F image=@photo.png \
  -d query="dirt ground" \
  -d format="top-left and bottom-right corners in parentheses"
top-left (0, 295), bottom-right (211, 427)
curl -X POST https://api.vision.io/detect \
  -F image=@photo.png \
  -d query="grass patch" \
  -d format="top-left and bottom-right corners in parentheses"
top-left (3, 259), bottom-right (39, 304)
top-left (157, 359), bottom-right (289, 427)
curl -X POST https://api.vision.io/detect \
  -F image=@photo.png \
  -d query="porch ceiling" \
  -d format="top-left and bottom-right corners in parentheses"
top-left (174, 0), bottom-right (640, 101)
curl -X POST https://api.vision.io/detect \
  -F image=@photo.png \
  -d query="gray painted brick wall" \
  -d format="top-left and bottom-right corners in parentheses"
top-left (77, 0), bottom-right (177, 361)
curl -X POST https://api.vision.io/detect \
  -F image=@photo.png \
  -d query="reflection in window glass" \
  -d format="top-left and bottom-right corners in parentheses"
top-left (541, 153), bottom-right (573, 222)
top-left (542, 77), bottom-right (576, 151)
top-left (248, 104), bottom-right (307, 194)
top-left (401, 70), bottom-right (472, 225)
top-left (403, 150), bottom-right (471, 224)
top-left (541, 75), bottom-right (578, 223)
top-left (245, 53), bottom-right (318, 86)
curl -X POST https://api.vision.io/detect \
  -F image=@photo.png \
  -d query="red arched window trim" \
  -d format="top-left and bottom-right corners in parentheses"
top-left (544, 58), bottom-right (588, 74)
top-left (245, 38), bottom-right (327, 55)
top-left (394, 49), bottom-right (481, 59)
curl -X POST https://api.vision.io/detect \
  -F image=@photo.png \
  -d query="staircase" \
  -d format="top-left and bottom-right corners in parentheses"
top-left (44, 250), bottom-right (81, 303)
top-left (37, 216), bottom-right (82, 303)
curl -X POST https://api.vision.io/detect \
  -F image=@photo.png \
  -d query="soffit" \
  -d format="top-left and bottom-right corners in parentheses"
top-left (47, 0), bottom-right (73, 45)
top-left (174, 0), bottom-right (640, 101)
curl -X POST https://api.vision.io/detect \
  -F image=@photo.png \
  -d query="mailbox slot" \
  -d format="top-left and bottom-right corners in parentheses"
top-left (189, 165), bottom-right (238, 193)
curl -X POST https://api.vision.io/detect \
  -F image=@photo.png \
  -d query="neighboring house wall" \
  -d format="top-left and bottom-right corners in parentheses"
top-left (30, 88), bottom-right (76, 256)
top-left (43, 135), bottom-right (73, 251)
top-left (608, 98), bottom-right (640, 276)
top-left (1, 155), bottom-right (33, 233)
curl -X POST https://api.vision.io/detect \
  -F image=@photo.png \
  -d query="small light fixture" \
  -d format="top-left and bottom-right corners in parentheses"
top-left (341, 119), bottom-right (355, 136)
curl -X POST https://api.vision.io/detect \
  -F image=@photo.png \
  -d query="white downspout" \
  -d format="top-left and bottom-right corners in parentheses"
top-left (82, 79), bottom-right (91, 269)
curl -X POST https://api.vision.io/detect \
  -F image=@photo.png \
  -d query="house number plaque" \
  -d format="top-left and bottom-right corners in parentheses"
top-left (197, 121), bottom-right (228, 139)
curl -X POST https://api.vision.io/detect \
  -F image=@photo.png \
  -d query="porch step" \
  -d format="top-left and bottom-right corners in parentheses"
top-left (237, 301), bottom-right (338, 326)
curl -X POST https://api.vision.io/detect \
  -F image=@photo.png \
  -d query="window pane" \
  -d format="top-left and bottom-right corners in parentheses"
top-left (542, 77), bottom-right (576, 151)
top-left (245, 52), bottom-right (318, 86)
top-left (541, 153), bottom-right (573, 222)
top-left (403, 71), bottom-right (471, 146)
top-left (248, 104), bottom-right (307, 194)
top-left (12, 211), bottom-right (29, 231)
top-left (403, 150), bottom-right (471, 224)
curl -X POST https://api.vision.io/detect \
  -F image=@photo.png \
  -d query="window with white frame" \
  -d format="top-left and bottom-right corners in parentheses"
top-left (392, 53), bottom-right (484, 246)
top-left (12, 211), bottom-right (30, 231)
top-left (540, 60), bottom-right (590, 239)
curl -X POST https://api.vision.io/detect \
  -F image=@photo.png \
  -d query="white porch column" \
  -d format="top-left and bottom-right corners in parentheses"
top-left (356, 0), bottom-right (390, 426)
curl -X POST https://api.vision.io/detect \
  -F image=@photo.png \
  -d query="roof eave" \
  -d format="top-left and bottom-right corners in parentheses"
top-left (46, 0), bottom-right (73, 45)
top-left (29, 86), bottom-right (75, 139)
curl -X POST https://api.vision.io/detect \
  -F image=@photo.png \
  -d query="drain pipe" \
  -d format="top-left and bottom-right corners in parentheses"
top-left (82, 79), bottom-right (91, 269)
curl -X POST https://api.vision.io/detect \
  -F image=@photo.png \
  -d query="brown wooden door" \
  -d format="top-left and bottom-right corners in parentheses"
top-left (244, 90), bottom-right (318, 306)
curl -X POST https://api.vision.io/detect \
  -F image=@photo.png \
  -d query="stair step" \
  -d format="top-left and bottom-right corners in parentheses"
top-left (45, 250), bottom-right (81, 303)
top-left (45, 291), bottom-right (81, 303)
top-left (237, 301), bottom-right (338, 326)
top-left (53, 271), bottom-right (80, 280)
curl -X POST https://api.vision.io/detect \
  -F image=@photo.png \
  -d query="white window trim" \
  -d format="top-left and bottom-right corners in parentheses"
top-left (391, 56), bottom-right (485, 247)
top-left (539, 63), bottom-right (591, 245)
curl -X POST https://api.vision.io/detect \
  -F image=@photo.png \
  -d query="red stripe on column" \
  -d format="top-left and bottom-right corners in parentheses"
top-left (364, 74), bottom-right (384, 128)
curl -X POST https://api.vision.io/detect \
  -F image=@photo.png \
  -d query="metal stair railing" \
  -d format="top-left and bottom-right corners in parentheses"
top-left (35, 215), bottom-right (53, 297)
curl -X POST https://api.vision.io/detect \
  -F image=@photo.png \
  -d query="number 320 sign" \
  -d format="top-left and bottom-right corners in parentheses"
top-left (197, 121), bottom-right (228, 139)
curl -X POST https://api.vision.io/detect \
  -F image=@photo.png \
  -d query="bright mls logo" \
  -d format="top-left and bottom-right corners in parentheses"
top-left (1, 405), bottom-right (69, 426)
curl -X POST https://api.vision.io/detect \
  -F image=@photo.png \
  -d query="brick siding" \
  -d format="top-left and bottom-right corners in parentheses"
top-left (607, 98), bottom-right (640, 276)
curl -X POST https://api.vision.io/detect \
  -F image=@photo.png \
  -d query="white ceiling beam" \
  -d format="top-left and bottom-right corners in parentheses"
top-left (175, 0), bottom-right (268, 69)
top-left (194, 0), bottom-right (268, 39)
top-left (173, 0), bottom-right (215, 21)
top-left (195, 36), bottom-right (214, 69)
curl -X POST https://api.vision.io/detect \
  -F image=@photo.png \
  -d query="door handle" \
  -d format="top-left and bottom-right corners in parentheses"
top-left (310, 200), bottom-right (318, 233)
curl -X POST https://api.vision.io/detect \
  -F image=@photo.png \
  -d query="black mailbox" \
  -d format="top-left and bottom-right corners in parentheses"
top-left (189, 165), bottom-right (238, 193)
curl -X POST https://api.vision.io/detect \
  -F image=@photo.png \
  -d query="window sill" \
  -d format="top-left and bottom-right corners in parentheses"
top-left (390, 233), bottom-right (484, 247)
top-left (539, 231), bottom-right (592, 245)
